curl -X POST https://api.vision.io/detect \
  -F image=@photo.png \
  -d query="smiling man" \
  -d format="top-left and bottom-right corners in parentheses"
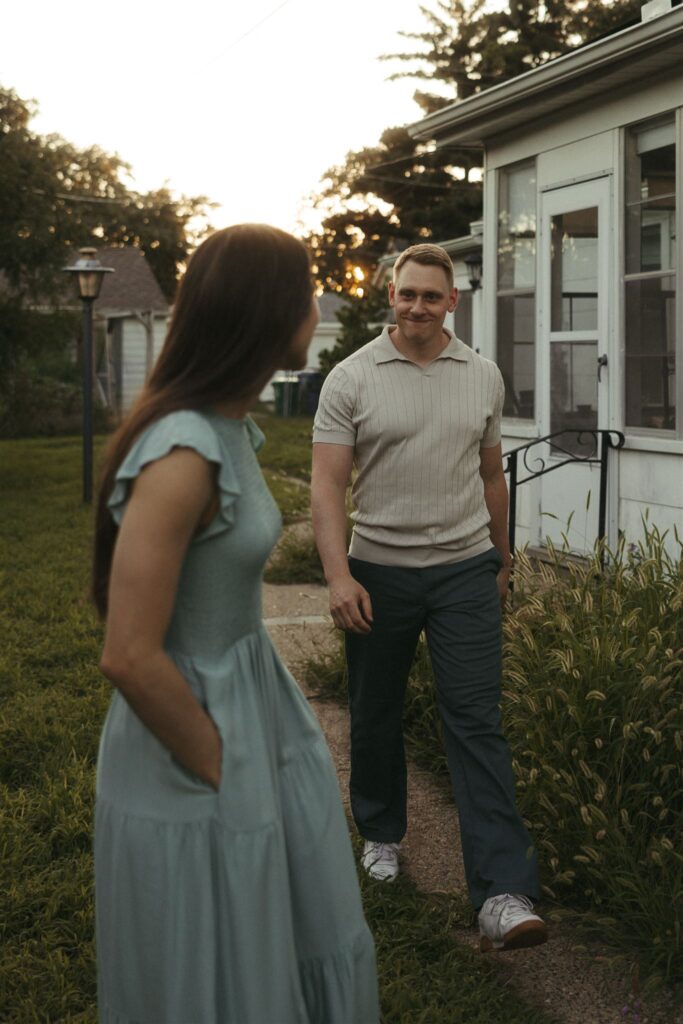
top-left (311, 243), bottom-right (548, 953)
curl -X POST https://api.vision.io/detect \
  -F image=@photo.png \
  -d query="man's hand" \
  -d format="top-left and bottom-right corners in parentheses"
top-left (497, 564), bottom-right (512, 608)
top-left (328, 575), bottom-right (374, 634)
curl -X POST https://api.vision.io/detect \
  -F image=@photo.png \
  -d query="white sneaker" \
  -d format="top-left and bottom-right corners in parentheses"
top-left (361, 840), bottom-right (400, 882)
top-left (478, 893), bottom-right (548, 952)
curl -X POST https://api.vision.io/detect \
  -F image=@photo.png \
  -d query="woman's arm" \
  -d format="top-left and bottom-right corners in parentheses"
top-left (99, 448), bottom-right (222, 788)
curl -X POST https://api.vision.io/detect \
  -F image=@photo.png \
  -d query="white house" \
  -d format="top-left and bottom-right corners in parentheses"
top-left (409, 0), bottom-right (683, 557)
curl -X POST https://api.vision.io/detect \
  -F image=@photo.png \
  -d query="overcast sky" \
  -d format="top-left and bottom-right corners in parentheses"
top-left (2, 0), bottom-right (456, 233)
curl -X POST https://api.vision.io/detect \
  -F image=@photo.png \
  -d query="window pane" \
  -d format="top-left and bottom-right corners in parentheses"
top-left (625, 196), bottom-right (676, 274)
top-left (625, 276), bottom-right (676, 430)
top-left (497, 294), bottom-right (535, 418)
top-left (551, 208), bottom-right (598, 332)
top-left (498, 163), bottom-right (536, 290)
top-left (550, 342), bottom-right (598, 455)
top-left (625, 122), bottom-right (676, 275)
top-left (454, 289), bottom-right (472, 346)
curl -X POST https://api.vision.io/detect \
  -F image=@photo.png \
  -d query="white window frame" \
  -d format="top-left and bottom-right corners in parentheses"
top-left (620, 109), bottom-right (683, 451)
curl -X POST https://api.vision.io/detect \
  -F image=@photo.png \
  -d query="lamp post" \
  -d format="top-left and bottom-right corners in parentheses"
top-left (464, 250), bottom-right (483, 291)
top-left (63, 248), bottom-right (114, 503)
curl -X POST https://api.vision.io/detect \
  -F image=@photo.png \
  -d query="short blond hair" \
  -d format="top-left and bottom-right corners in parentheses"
top-left (393, 243), bottom-right (454, 287)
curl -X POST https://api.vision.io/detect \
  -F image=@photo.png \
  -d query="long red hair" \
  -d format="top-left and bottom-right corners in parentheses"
top-left (92, 224), bottom-right (312, 618)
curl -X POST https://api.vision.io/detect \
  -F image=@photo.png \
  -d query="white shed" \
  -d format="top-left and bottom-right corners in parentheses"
top-left (93, 247), bottom-right (170, 415)
top-left (410, 0), bottom-right (683, 557)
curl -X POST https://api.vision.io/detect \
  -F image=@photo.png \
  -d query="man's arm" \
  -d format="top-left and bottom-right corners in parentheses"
top-left (479, 443), bottom-right (512, 605)
top-left (311, 442), bottom-right (373, 633)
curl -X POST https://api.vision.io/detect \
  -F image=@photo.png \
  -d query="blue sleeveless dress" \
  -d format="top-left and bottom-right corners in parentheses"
top-left (94, 410), bottom-right (379, 1024)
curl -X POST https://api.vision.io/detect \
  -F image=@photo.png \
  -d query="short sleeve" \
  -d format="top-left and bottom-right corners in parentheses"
top-left (107, 411), bottom-right (241, 540)
top-left (481, 367), bottom-right (505, 448)
top-left (312, 367), bottom-right (356, 446)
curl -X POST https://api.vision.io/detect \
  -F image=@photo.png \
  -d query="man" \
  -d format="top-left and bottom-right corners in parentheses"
top-left (311, 243), bottom-right (547, 953)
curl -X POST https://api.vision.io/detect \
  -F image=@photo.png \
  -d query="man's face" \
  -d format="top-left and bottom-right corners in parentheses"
top-left (389, 260), bottom-right (457, 347)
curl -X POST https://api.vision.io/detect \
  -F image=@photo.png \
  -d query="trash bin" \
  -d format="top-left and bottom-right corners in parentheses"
top-left (296, 369), bottom-right (324, 416)
top-left (272, 373), bottom-right (300, 416)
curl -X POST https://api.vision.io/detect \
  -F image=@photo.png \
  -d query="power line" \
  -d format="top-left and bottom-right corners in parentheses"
top-left (206, 1), bottom-right (293, 64)
top-left (29, 187), bottom-right (130, 206)
top-left (363, 173), bottom-right (481, 191)
top-left (366, 145), bottom-right (484, 174)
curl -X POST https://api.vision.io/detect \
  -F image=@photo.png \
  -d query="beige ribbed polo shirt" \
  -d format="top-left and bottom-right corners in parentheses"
top-left (312, 326), bottom-right (505, 567)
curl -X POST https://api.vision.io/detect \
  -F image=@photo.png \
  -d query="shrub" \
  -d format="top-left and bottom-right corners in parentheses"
top-left (0, 373), bottom-right (112, 439)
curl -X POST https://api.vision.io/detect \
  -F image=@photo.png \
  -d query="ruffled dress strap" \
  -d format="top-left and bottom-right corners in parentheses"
top-left (107, 410), bottom-right (241, 541)
top-left (244, 414), bottom-right (266, 453)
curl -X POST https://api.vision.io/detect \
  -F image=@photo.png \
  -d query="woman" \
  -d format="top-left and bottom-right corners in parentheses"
top-left (92, 224), bottom-right (379, 1023)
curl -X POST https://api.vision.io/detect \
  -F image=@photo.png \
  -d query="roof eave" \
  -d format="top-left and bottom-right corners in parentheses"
top-left (409, 6), bottom-right (683, 145)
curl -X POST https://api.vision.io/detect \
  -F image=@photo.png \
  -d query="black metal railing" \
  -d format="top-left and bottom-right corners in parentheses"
top-left (504, 429), bottom-right (626, 559)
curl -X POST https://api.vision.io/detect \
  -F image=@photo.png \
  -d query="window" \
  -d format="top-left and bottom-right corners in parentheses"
top-left (497, 161), bottom-right (536, 419)
top-left (624, 119), bottom-right (677, 431)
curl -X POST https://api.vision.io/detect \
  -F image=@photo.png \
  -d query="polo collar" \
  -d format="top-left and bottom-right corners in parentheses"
top-left (373, 325), bottom-right (470, 365)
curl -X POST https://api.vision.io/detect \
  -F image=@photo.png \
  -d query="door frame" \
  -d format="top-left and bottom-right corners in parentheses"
top-left (535, 174), bottom-right (619, 551)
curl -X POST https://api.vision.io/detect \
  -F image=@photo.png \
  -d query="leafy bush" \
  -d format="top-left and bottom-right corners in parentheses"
top-left (302, 531), bottom-right (683, 989)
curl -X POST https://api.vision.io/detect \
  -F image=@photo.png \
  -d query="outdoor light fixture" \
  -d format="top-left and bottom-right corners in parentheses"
top-left (63, 247), bottom-right (114, 503)
top-left (464, 250), bottom-right (483, 291)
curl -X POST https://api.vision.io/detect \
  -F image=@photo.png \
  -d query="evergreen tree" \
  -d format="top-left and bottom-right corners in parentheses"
top-left (318, 286), bottom-right (391, 377)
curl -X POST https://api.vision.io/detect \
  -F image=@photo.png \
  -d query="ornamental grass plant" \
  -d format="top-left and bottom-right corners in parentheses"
top-left (303, 530), bottom-right (683, 991)
top-left (503, 533), bottom-right (682, 991)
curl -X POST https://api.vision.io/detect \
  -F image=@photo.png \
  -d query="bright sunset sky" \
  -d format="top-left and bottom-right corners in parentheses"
top-left (2, 0), bottom-right (460, 235)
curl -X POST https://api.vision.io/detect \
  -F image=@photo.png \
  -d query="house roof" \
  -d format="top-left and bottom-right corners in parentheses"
top-left (93, 247), bottom-right (169, 314)
top-left (409, 4), bottom-right (683, 147)
top-left (0, 245), bottom-right (169, 315)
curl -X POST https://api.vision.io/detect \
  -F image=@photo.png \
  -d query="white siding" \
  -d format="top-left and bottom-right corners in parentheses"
top-left (120, 316), bottom-right (166, 412)
top-left (487, 76), bottom-right (681, 171)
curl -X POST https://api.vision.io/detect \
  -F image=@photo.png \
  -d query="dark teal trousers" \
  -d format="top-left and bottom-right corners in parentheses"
top-left (346, 548), bottom-right (539, 909)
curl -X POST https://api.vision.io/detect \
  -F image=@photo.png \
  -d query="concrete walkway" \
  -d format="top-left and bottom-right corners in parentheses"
top-left (263, 581), bottom-right (679, 1024)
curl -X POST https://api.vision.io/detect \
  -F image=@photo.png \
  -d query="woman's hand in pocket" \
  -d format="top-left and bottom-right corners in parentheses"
top-left (203, 718), bottom-right (223, 791)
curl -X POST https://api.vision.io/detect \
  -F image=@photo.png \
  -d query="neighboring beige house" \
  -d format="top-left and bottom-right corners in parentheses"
top-left (407, 0), bottom-right (683, 557)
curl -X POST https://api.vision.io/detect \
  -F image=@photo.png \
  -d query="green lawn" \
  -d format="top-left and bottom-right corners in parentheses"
top-left (0, 430), bottom-right (557, 1022)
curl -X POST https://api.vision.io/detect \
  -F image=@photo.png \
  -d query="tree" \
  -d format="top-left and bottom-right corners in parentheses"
top-left (318, 286), bottom-right (391, 377)
top-left (304, 0), bottom-right (643, 294)
top-left (0, 85), bottom-right (213, 400)
top-left (383, 0), bottom-right (642, 110)
top-left (0, 86), bottom-right (212, 304)
top-left (308, 125), bottom-right (482, 293)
